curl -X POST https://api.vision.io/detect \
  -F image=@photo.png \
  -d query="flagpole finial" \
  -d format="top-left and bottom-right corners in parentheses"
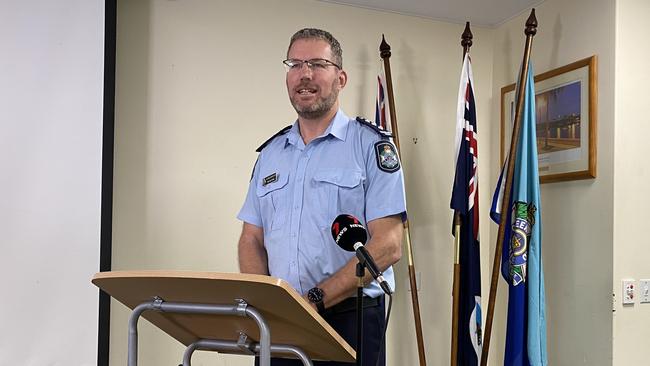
top-left (525, 9), bottom-right (538, 36)
top-left (461, 21), bottom-right (473, 50)
top-left (380, 34), bottom-right (391, 59)
top-left (461, 22), bottom-right (473, 59)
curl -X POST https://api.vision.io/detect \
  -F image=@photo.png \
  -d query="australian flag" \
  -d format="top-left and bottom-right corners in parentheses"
top-left (375, 66), bottom-right (391, 133)
top-left (450, 53), bottom-right (482, 365)
top-left (490, 62), bottom-right (547, 366)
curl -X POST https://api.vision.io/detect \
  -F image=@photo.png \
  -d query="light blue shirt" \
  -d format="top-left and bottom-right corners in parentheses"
top-left (238, 110), bottom-right (406, 297)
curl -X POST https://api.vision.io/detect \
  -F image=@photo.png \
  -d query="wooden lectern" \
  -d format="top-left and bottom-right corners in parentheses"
top-left (93, 271), bottom-right (355, 366)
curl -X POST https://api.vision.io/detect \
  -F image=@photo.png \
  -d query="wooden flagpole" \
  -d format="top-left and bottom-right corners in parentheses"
top-left (379, 34), bottom-right (427, 366)
top-left (451, 212), bottom-right (461, 366)
top-left (480, 9), bottom-right (538, 366)
top-left (451, 22), bottom-right (473, 366)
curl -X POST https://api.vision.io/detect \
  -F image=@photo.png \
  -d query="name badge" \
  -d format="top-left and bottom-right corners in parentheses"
top-left (262, 172), bottom-right (278, 186)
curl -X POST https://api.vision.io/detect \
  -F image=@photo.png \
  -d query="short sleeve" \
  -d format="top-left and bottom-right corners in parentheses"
top-left (237, 157), bottom-right (263, 227)
top-left (363, 137), bottom-right (407, 222)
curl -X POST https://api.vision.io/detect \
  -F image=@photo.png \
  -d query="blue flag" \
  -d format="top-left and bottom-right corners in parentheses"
top-left (490, 63), bottom-right (547, 366)
top-left (451, 53), bottom-right (482, 365)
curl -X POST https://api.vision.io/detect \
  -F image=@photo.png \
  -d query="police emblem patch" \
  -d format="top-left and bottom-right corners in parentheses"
top-left (374, 141), bottom-right (400, 173)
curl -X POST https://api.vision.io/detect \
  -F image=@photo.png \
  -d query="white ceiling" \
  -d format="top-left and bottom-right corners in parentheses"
top-left (318, 0), bottom-right (544, 28)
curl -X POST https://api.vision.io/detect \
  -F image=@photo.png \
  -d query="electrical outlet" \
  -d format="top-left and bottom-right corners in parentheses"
top-left (640, 279), bottom-right (650, 304)
top-left (622, 279), bottom-right (635, 305)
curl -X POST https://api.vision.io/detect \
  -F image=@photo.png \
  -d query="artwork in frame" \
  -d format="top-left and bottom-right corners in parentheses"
top-left (500, 55), bottom-right (597, 183)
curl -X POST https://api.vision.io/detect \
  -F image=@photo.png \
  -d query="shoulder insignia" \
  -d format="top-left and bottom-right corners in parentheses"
top-left (256, 125), bottom-right (292, 152)
top-left (355, 116), bottom-right (392, 138)
top-left (374, 141), bottom-right (400, 173)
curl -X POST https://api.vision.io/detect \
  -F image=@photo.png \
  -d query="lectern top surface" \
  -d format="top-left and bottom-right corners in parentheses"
top-left (93, 270), bottom-right (355, 362)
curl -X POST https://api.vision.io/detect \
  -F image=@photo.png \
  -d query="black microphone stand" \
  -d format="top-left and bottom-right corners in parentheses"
top-left (355, 262), bottom-right (365, 366)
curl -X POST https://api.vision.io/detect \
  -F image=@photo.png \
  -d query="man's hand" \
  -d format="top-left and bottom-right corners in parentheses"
top-left (238, 222), bottom-right (269, 274)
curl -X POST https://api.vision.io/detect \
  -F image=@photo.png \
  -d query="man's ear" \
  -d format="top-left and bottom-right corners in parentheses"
top-left (338, 70), bottom-right (348, 89)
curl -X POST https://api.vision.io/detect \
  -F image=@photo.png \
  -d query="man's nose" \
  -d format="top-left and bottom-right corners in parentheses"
top-left (298, 63), bottom-right (313, 79)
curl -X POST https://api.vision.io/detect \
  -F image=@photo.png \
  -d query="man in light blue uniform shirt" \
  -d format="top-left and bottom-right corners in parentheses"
top-left (237, 28), bottom-right (406, 366)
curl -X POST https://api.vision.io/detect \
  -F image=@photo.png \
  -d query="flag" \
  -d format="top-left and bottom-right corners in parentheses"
top-left (450, 53), bottom-right (482, 365)
top-left (490, 62), bottom-right (547, 366)
top-left (375, 64), bottom-right (391, 132)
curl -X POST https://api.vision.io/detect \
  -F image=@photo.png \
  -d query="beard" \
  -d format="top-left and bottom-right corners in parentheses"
top-left (290, 79), bottom-right (339, 120)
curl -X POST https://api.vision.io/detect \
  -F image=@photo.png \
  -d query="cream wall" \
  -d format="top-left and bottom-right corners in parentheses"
top-left (112, 0), bottom-right (495, 365)
top-left (490, 0), bottom-right (616, 364)
top-left (613, 0), bottom-right (650, 364)
top-left (112, 0), bottom-right (649, 365)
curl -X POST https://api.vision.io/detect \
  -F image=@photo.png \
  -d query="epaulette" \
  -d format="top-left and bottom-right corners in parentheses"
top-left (256, 125), bottom-right (292, 152)
top-left (355, 116), bottom-right (393, 138)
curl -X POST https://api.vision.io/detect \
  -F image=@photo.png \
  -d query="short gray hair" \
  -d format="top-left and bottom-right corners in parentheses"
top-left (287, 28), bottom-right (343, 68)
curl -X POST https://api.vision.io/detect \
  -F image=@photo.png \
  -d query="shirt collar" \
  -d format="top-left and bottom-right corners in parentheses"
top-left (327, 109), bottom-right (350, 141)
top-left (285, 109), bottom-right (350, 148)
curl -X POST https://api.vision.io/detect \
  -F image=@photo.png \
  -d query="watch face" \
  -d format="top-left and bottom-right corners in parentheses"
top-left (308, 287), bottom-right (324, 303)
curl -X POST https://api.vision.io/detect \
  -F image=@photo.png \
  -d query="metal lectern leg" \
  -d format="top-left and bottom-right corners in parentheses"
top-left (181, 339), bottom-right (314, 366)
top-left (128, 300), bottom-right (163, 366)
top-left (254, 344), bottom-right (313, 366)
top-left (243, 306), bottom-right (271, 365)
top-left (127, 299), bottom-right (279, 366)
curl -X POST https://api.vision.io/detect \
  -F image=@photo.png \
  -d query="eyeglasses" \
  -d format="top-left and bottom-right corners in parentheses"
top-left (282, 58), bottom-right (341, 72)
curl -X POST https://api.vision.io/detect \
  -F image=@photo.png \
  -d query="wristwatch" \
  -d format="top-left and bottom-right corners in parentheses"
top-left (307, 287), bottom-right (325, 313)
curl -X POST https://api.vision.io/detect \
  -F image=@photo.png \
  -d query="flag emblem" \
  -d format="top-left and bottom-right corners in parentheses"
top-left (470, 296), bottom-right (483, 355)
top-left (509, 201), bottom-right (535, 286)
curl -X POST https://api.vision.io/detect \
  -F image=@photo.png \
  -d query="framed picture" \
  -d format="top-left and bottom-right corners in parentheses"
top-left (500, 55), bottom-right (597, 183)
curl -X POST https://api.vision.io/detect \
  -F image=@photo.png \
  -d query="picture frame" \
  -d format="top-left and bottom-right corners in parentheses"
top-left (500, 55), bottom-right (597, 183)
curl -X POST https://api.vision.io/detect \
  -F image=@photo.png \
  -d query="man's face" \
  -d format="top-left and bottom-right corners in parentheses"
top-left (286, 38), bottom-right (347, 120)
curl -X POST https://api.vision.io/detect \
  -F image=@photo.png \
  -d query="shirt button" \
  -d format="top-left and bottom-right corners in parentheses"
top-left (291, 233), bottom-right (297, 237)
top-left (294, 206), bottom-right (299, 210)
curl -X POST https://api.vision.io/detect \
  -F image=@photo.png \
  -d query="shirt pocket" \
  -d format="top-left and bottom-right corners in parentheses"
top-left (313, 169), bottom-right (364, 227)
top-left (255, 172), bottom-right (289, 231)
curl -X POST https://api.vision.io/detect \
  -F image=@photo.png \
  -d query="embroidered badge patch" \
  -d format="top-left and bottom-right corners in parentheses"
top-left (375, 141), bottom-right (400, 173)
top-left (508, 201), bottom-right (536, 286)
top-left (262, 172), bottom-right (278, 186)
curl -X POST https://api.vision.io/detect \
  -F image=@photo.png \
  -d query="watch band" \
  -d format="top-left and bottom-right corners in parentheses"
top-left (315, 299), bottom-right (325, 313)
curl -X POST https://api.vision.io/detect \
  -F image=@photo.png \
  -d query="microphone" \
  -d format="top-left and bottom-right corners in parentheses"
top-left (331, 214), bottom-right (393, 295)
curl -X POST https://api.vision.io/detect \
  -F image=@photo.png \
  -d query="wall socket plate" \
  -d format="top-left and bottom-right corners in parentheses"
top-left (640, 279), bottom-right (650, 304)
top-left (622, 279), bottom-right (635, 305)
